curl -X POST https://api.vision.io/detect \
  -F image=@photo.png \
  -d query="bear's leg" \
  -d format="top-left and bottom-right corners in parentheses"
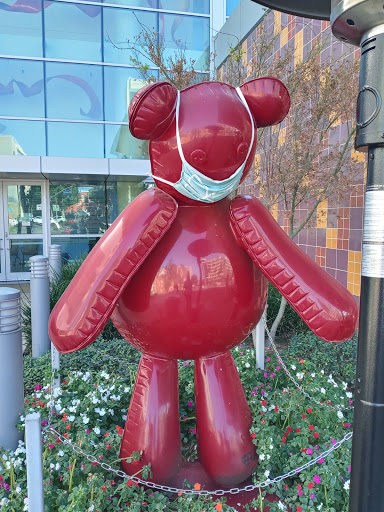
top-left (194, 351), bottom-right (257, 487)
top-left (120, 353), bottom-right (181, 484)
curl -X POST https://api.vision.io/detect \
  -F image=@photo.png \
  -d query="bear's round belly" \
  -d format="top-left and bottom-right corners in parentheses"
top-left (111, 200), bottom-right (267, 359)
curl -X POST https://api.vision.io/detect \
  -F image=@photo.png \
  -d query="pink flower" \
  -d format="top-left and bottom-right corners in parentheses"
top-left (276, 366), bottom-right (281, 370)
top-left (42, 420), bottom-right (48, 426)
top-left (263, 372), bottom-right (268, 378)
top-left (266, 357), bottom-right (270, 361)
top-left (34, 384), bottom-right (42, 391)
top-left (310, 493), bottom-right (315, 500)
top-left (48, 444), bottom-right (55, 449)
top-left (86, 429), bottom-right (90, 434)
top-left (331, 439), bottom-right (336, 445)
top-left (348, 465), bottom-right (351, 473)
top-left (307, 448), bottom-right (313, 455)
top-left (187, 401), bottom-right (193, 407)
top-left (313, 475), bottom-right (321, 484)
top-left (318, 458), bottom-right (324, 464)
top-left (297, 490), bottom-right (303, 496)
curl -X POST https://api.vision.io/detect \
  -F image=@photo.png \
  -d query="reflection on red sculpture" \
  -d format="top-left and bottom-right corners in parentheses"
top-left (49, 79), bottom-right (358, 490)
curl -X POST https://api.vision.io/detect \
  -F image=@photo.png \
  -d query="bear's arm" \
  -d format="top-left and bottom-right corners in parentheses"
top-left (229, 195), bottom-right (358, 342)
top-left (49, 188), bottom-right (177, 353)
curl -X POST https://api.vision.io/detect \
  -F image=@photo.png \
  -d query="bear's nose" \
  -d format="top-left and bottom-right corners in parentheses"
top-left (190, 149), bottom-right (207, 164)
top-left (237, 143), bottom-right (249, 159)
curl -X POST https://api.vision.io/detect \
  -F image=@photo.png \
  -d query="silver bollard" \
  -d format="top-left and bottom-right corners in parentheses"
top-left (30, 256), bottom-right (51, 357)
top-left (0, 288), bottom-right (24, 450)
top-left (48, 245), bottom-right (62, 284)
top-left (25, 413), bottom-right (44, 512)
top-left (252, 312), bottom-right (265, 370)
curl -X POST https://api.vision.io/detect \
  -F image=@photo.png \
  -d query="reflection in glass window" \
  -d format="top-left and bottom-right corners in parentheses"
top-left (162, 14), bottom-right (210, 70)
top-left (105, 124), bottom-right (148, 159)
top-left (161, 0), bottom-right (209, 14)
top-left (44, 2), bottom-right (101, 61)
top-left (103, 0), bottom-right (158, 7)
top-left (103, 8), bottom-right (157, 65)
top-left (47, 122), bottom-right (104, 158)
top-left (7, 185), bottom-right (43, 235)
top-left (104, 68), bottom-right (149, 122)
top-left (10, 239), bottom-right (43, 273)
top-left (46, 62), bottom-right (103, 121)
top-left (0, 59), bottom-right (45, 118)
top-left (50, 183), bottom-right (107, 235)
top-left (0, 0), bottom-right (43, 57)
top-left (0, 120), bottom-right (46, 156)
top-left (51, 236), bottom-right (101, 263)
top-left (107, 180), bottom-right (145, 224)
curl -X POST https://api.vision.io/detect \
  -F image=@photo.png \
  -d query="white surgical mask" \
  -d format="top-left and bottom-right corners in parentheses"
top-left (152, 87), bottom-right (254, 203)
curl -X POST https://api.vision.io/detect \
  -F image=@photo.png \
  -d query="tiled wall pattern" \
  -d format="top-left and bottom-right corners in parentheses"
top-left (234, 10), bottom-right (366, 306)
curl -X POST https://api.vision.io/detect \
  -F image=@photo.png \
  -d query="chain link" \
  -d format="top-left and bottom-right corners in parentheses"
top-left (46, 427), bottom-right (352, 496)
top-left (262, 317), bottom-right (353, 412)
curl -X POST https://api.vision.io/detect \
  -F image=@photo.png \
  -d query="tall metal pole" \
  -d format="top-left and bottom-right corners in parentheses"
top-left (0, 287), bottom-right (24, 450)
top-left (49, 245), bottom-right (62, 389)
top-left (252, 312), bottom-right (265, 369)
top-left (25, 412), bottom-right (44, 512)
top-left (30, 255), bottom-right (51, 357)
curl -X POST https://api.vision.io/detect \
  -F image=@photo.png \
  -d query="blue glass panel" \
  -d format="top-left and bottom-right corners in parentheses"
top-left (161, 0), bottom-right (209, 14)
top-left (46, 62), bottom-right (103, 121)
top-left (47, 122), bottom-right (104, 158)
top-left (104, 67), bottom-right (158, 122)
top-left (103, 0), bottom-right (158, 7)
top-left (0, 120), bottom-right (46, 156)
top-left (105, 123), bottom-right (148, 159)
top-left (162, 14), bottom-right (210, 70)
top-left (51, 236), bottom-right (102, 262)
top-left (226, 0), bottom-right (240, 16)
top-left (103, 8), bottom-right (157, 65)
top-left (0, 59), bottom-right (45, 117)
top-left (44, 2), bottom-right (102, 61)
top-left (0, 0), bottom-right (43, 57)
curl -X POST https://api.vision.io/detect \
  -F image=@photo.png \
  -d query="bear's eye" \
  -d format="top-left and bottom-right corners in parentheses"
top-left (237, 143), bottom-right (249, 159)
top-left (190, 149), bottom-right (207, 164)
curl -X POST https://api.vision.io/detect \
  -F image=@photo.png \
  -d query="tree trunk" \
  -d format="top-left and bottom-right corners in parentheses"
top-left (266, 296), bottom-right (287, 347)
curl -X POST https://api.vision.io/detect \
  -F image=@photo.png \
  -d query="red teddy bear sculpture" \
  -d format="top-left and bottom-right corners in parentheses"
top-left (49, 79), bottom-right (358, 488)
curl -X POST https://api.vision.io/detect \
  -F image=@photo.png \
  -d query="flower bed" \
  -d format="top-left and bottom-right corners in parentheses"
top-left (0, 335), bottom-right (355, 511)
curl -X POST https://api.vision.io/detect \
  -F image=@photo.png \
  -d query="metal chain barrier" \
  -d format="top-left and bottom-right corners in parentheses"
top-left (45, 426), bottom-right (352, 496)
top-left (262, 317), bottom-right (354, 412)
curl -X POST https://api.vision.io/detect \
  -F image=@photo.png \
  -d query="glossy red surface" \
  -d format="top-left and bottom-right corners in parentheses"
top-left (111, 198), bottom-right (267, 359)
top-left (48, 188), bottom-right (178, 353)
top-left (230, 195), bottom-right (359, 341)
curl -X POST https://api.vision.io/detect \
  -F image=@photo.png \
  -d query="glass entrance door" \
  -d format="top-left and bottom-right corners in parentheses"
top-left (1, 182), bottom-right (48, 281)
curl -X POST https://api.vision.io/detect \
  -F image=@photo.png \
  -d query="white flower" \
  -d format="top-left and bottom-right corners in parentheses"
top-left (122, 414), bottom-right (127, 421)
top-left (82, 416), bottom-right (90, 424)
top-left (88, 505), bottom-right (95, 512)
top-left (346, 392), bottom-right (353, 398)
top-left (245, 363), bottom-right (250, 368)
top-left (296, 372), bottom-right (304, 380)
top-left (264, 470), bottom-right (270, 478)
top-left (344, 480), bottom-right (350, 490)
top-left (278, 502), bottom-right (285, 510)
top-left (317, 505), bottom-right (323, 510)
top-left (68, 415), bottom-right (75, 422)
top-left (269, 445), bottom-right (273, 450)
top-left (259, 454), bottom-right (265, 461)
top-left (93, 427), bottom-right (100, 435)
top-left (320, 370), bottom-right (324, 374)
top-left (16, 486), bottom-right (21, 494)
top-left (108, 409), bottom-right (114, 416)
top-left (82, 372), bottom-right (90, 382)
top-left (100, 371), bottom-right (110, 379)
top-left (267, 454), bottom-right (270, 460)
top-left (58, 450), bottom-right (64, 457)
top-left (55, 463), bottom-right (60, 471)
top-left (321, 387), bottom-right (326, 394)
top-left (311, 373), bottom-right (316, 378)
top-left (124, 387), bottom-right (130, 393)
top-left (99, 408), bottom-right (106, 416)
top-left (343, 381), bottom-right (348, 390)
top-left (92, 397), bottom-right (101, 404)
top-left (337, 410), bottom-right (344, 419)
top-left (291, 365), bottom-right (296, 370)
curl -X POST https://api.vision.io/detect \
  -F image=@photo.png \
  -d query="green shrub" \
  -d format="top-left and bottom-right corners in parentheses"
top-left (286, 331), bottom-right (358, 385)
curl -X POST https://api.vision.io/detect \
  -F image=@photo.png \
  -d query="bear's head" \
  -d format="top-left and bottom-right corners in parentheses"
top-left (129, 79), bottom-right (290, 204)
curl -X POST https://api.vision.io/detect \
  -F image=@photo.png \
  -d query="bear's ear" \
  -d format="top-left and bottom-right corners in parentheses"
top-left (239, 77), bottom-right (290, 128)
top-left (129, 82), bottom-right (177, 140)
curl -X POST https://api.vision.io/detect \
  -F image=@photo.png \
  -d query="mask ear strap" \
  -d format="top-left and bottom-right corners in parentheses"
top-left (150, 174), bottom-right (175, 187)
top-left (236, 86), bottom-right (255, 163)
top-left (175, 90), bottom-right (187, 164)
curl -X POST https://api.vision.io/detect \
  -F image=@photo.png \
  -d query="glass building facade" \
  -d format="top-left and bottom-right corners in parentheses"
top-left (0, 0), bottom-right (231, 281)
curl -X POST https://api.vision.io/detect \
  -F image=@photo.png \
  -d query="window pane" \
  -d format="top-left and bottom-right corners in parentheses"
top-left (161, 0), bottom-right (209, 14)
top-left (51, 236), bottom-right (101, 262)
top-left (226, 0), bottom-right (240, 16)
top-left (47, 122), bottom-right (104, 158)
top-left (0, 59), bottom-right (45, 117)
top-left (0, 120), bottom-right (46, 156)
top-left (46, 62), bottom-right (103, 121)
top-left (107, 180), bottom-right (144, 224)
top-left (0, 0), bottom-right (43, 57)
top-left (103, 8), bottom-right (157, 65)
top-left (7, 185), bottom-right (43, 234)
top-left (10, 239), bottom-right (44, 273)
top-left (105, 123), bottom-right (148, 159)
top-left (103, 0), bottom-right (158, 7)
top-left (44, 2), bottom-right (102, 61)
top-left (50, 183), bottom-right (107, 235)
top-left (104, 67), bottom-right (154, 122)
top-left (162, 14), bottom-right (210, 70)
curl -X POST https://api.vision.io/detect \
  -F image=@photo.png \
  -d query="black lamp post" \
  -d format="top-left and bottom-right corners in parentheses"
top-left (250, 1), bottom-right (384, 511)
